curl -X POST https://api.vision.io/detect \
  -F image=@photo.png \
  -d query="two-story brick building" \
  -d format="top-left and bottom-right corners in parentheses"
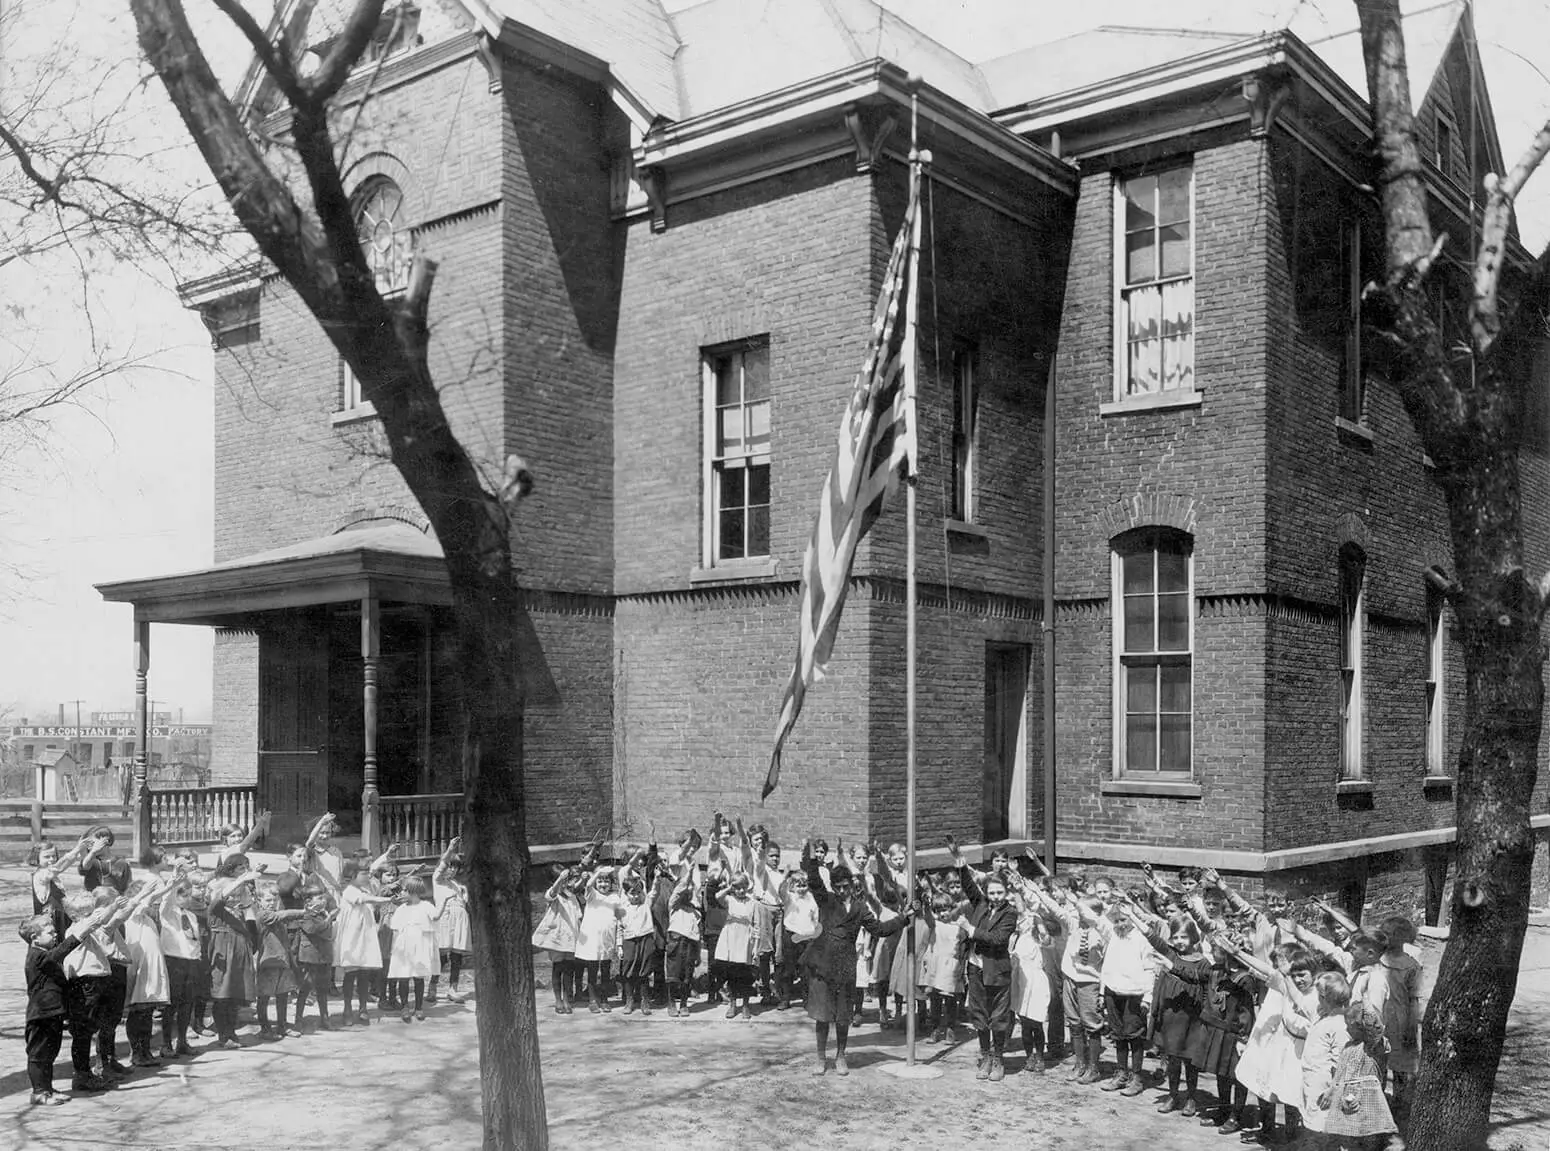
top-left (98, 0), bottom-right (1550, 912)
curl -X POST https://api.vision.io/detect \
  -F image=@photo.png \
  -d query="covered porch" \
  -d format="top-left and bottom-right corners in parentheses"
top-left (96, 523), bottom-right (465, 860)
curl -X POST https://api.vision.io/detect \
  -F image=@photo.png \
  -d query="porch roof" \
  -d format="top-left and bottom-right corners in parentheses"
top-left (94, 524), bottom-right (451, 626)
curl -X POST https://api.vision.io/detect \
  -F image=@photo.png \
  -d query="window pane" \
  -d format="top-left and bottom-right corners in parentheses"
top-left (1159, 221), bottom-right (1190, 277)
top-left (1123, 596), bottom-right (1154, 653)
top-left (1124, 175), bottom-right (1156, 232)
top-left (1160, 663), bottom-right (1191, 712)
top-left (748, 505), bottom-right (770, 556)
top-left (1158, 167), bottom-right (1190, 224)
top-left (1126, 715), bottom-right (1157, 773)
top-left (746, 400), bottom-right (770, 451)
top-left (743, 347), bottom-right (769, 401)
top-left (1157, 592), bottom-right (1189, 650)
top-left (1126, 231), bottom-right (1156, 284)
top-left (1125, 664), bottom-right (1157, 713)
top-left (1156, 548), bottom-right (1187, 592)
top-left (718, 510), bottom-right (745, 560)
top-left (747, 462), bottom-right (769, 507)
top-left (1160, 713), bottom-right (1191, 772)
top-left (1122, 550), bottom-right (1154, 595)
top-left (718, 408), bottom-right (742, 453)
top-left (715, 358), bottom-right (739, 407)
top-left (719, 465), bottom-right (744, 508)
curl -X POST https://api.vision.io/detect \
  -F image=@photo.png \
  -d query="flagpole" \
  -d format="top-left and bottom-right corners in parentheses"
top-left (903, 73), bottom-right (927, 1073)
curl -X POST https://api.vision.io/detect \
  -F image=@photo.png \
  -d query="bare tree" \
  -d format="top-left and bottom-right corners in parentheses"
top-left (1354, 2), bottom-right (1549, 1146)
top-left (126, 2), bottom-right (546, 1146)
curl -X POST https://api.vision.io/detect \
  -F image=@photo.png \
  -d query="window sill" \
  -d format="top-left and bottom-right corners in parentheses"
top-left (1422, 775), bottom-right (1454, 793)
top-left (945, 519), bottom-right (988, 539)
top-left (1100, 389), bottom-right (1203, 417)
top-left (1336, 779), bottom-right (1374, 795)
top-left (1101, 779), bottom-right (1202, 799)
top-left (1335, 417), bottom-right (1374, 445)
top-left (689, 557), bottom-right (778, 584)
top-left (332, 403), bottom-right (378, 427)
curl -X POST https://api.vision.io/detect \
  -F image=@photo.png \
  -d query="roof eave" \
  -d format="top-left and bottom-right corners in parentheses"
top-left (640, 60), bottom-right (1075, 197)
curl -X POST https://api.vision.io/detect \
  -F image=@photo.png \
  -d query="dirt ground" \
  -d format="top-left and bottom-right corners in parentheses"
top-left (1, 863), bottom-right (1545, 1151)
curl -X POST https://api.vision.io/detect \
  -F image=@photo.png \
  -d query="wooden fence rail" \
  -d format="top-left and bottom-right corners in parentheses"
top-left (377, 793), bottom-right (463, 860)
top-left (148, 786), bottom-right (258, 847)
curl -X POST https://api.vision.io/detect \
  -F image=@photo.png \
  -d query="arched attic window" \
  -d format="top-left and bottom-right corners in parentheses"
top-left (354, 177), bottom-right (412, 297)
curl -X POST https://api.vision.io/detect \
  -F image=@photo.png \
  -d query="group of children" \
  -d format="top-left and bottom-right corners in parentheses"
top-left (535, 814), bottom-right (1419, 1149)
top-left (21, 814), bottom-right (474, 1107)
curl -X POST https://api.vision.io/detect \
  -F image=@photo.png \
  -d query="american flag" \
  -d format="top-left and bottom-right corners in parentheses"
top-left (765, 179), bottom-right (919, 799)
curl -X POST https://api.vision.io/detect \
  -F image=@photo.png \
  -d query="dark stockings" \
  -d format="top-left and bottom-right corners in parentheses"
top-left (1020, 1018), bottom-right (1046, 1061)
top-left (297, 963), bottom-right (330, 1026)
top-left (447, 952), bottom-right (464, 990)
top-left (395, 977), bottom-right (425, 1012)
top-left (342, 971), bottom-right (372, 1018)
top-left (257, 994), bottom-right (291, 1031)
top-left (212, 999), bottom-right (241, 1042)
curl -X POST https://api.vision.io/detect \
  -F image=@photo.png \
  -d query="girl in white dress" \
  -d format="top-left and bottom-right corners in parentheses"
top-left (431, 838), bottom-right (472, 1004)
top-left (713, 873), bottom-right (778, 1020)
top-left (122, 876), bottom-right (176, 1066)
top-left (387, 875), bottom-right (443, 1022)
top-left (1008, 897), bottom-right (1055, 1073)
top-left (336, 860), bottom-right (394, 1026)
top-left (574, 865), bottom-right (625, 1013)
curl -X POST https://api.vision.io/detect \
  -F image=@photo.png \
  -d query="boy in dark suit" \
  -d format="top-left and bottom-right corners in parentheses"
top-left (20, 901), bottom-right (115, 1104)
top-left (948, 835), bottom-right (1019, 1082)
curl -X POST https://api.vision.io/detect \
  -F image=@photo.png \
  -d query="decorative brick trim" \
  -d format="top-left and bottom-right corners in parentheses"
top-left (415, 199), bottom-right (499, 236)
top-left (855, 577), bottom-right (1039, 620)
top-left (332, 505), bottom-right (431, 534)
top-left (1334, 511), bottom-right (1370, 555)
top-left (522, 589), bottom-right (614, 618)
top-left (1102, 490), bottom-right (1200, 540)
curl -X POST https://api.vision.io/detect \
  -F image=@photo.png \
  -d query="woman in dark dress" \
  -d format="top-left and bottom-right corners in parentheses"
top-left (799, 841), bottom-right (912, 1077)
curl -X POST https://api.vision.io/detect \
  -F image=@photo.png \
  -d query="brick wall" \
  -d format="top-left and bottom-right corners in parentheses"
top-left (210, 630), bottom-right (258, 785)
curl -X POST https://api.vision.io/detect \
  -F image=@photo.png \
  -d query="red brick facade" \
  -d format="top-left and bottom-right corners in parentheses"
top-left (187, 20), bottom-right (1549, 913)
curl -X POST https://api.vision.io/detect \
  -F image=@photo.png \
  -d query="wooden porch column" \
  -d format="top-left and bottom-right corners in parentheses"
top-left (361, 594), bottom-right (381, 853)
top-left (131, 618), bottom-right (153, 864)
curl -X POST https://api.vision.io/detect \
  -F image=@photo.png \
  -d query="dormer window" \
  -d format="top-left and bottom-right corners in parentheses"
top-left (1435, 112), bottom-right (1457, 182)
top-left (303, 3), bottom-right (422, 75)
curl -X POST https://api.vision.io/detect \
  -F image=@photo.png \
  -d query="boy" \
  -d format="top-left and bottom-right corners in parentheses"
top-left (21, 901), bottom-right (115, 1104)
top-left (62, 889), bottom-right (131, 1091)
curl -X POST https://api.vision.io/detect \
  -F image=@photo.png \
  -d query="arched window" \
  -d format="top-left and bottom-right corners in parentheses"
top-left (353, 178), bottom-right (411, 296)
top-left (1112, 527), bottom-right (1193, 777)
top-left (1339, 544), bottom-right (1366, 780)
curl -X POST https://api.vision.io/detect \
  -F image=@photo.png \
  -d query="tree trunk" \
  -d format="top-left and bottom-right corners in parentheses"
top-left (1355, 3), bottom-right (1545, 1146)
top-left (129, 3), bottom-right (550, 1144)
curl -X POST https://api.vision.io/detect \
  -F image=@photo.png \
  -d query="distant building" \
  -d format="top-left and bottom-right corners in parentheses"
top-left (3, 714), bottom-right (213, 797)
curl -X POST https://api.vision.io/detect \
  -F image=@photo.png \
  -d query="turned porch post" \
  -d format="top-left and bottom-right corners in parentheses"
top-left (131, 618), bottom-right (153, 864)
top-left (361, 594), bottom-right (381, 853)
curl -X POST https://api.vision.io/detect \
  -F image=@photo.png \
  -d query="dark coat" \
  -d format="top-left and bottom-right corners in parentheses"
top-left (799, 858), bottom-right (906, 985)
top-left (25, 933), bottom-right (84, 1022)
top-left (959, 865), bottom-right (1018, 988)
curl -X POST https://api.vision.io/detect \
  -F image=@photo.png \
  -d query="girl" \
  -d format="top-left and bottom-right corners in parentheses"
top-left (714, 871), bottom-right (777, 1019)
top-left (1300, 971), bottom-right (1354, 1142)
top-left (923, 890), bottom-right (969, 1046)
top-left (30, 834), bottom-right (100, 939)
top-left (532, 865), bottom-right (584, 1015)
top-left (293, 891), bottom-right (337, 1029)
top-left (1224, 940), bottom-right (1317, 1145)
top-left (157, 875), bottom-right (202, 1057)
top-left (1004, 886), bottom-right (1051, 1074)
top-left (868, 842), bottom-right (910, 1027)
top-left (663, 860), bottom-right (702, 1017)
top-left (122, 875), bottom-right (176, 1066)
top-left (431, 838), bottom-right (472, 1004)
top-left (336, 860), bottom-right (393, 1026)
top-left (276, 839), bottom-right (332, 1030)
top-left (215, 810), bottom-right (271, 862)
top-left (186, 872), bottom-right (214, 1036)
top-left (1375, 915), bottom-right (1421, 1108)
top-left (574, 862), bottom-right (625, 1013)
top-left (1192, 933), bottom-right (1260, 1133)
top-left (92, 859), bottom-right (134, 1077)
top-left (1098, 897), bottom-right (1155, 1095)
top-left (206, 853), bottom-right (262, 1050)
top-left (303, 812), bottom-right (345, 888)
top-left (78, 826), bottom-right (123, 893)
top-left (252, 884), bottom-right (305, 1038)
top-left (618, 870), bottom-right (663, 1015)
top-left (1322, 1002), bottom-right (1398, 1148)
top-left (886, 877), bottom-right (933, 1036)
top-left (798, 841), bottom-right (910, 1076)
top-left (387, 874), bottom-right (444, 1021)
top-left (1139, 910), bottom-right (1211, 1116)
top-left (373, 860), bottom-right (404, 1009)
top-left (777, 863), bottom-right (819, 1011)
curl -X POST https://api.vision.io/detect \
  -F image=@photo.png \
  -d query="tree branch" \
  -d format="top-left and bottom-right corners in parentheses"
top-left (304, 0), bottom-right (385, 104)
top-left (208, 0), bottom-right (306, 110)
top-left (0, 115), bottom-right (62, 203)
top-left (1472, 117), bottom-right (1550, 356)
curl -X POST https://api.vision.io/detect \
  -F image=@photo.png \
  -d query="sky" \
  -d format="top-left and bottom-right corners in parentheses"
top-left (0, 0), bottom-right (1548, 726)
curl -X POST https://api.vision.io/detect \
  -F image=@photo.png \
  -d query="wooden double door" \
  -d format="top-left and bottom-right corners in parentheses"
top-left (258, 614), bottom-right (328, 846)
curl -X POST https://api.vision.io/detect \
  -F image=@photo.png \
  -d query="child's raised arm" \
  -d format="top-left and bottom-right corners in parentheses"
top-left (233, 811), bottom-right (272, 855)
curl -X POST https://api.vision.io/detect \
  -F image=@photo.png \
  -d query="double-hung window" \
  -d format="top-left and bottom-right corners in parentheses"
top-left (1339, 219), bottom-right (1364, 424)
top-left (1117, 165), bottom-right (1194, 397)
top-left (1425, 588), bottom-right (1446, 774)
top-left (950, 345), bottom-right (977, 522)
top-left (704, 341), bottom-right (771, 564)
top-left (1339, 547), bottom-right (1366, 779)
top-left (1114, 530), bottom-right (1193, 776)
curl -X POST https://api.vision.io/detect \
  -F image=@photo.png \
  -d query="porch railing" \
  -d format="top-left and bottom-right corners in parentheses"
top-left (148, 785), bottom-right (258, 847)
top-left (378, 792), bottom-right (463, 860)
